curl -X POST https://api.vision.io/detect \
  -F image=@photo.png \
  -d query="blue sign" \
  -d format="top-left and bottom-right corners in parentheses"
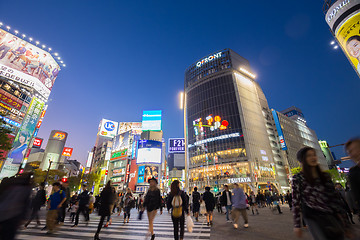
top-left (272, 110), bottom-right (287, 150)
top-left (137, 165), bottom-right (145, 183)
top-left (142, 110), bottom-right (162, 131)
top-left (104, 121), bottom-right (115, 131)
top-left (0, 116), bottom-right (21, 128)
top-left (138, 140), bottom-right (162, 149)
top-left (168, 138), bottom-right (185, 153)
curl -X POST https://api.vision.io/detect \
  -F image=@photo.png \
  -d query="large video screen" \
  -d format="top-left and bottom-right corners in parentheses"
top-left (142, 110), bottom-right (162, 131)
top-left (136, 140), bottom-right (162, 164)
top-left (0, 29), bottom-right (60, 99)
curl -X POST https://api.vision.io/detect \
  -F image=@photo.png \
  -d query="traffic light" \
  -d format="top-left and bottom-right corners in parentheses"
top-left (258, 185), bottom-right (261, 189)
top-left (61, 177), bottom-right (68, 183)
top-left (214, 187), bottom-right (219, 193)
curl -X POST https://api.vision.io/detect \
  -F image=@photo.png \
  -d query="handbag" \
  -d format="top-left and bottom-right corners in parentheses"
top-left (186, 215), bottom-right (194, 232)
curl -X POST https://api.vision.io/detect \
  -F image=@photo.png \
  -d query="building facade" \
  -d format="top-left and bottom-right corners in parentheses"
top-left (185, 49), bottom-right (288, 193)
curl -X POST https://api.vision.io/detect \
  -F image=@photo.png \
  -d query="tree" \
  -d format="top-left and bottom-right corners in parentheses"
top-left (0, 113), bottom-right (14, 160)
top-left (33, 168), bottom-right (67, 186)
top-left (326, 168), bottom-right (346, 187)
top-left (82, 172), bottom-right (101, 191)
top-left (68, 175), bottom-right (82, 192)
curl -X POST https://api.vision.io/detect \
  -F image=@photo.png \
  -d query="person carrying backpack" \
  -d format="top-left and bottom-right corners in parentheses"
top-left (167, 180), bottom-right (189, 240)
top-left (24, 182), bottom-right (47, 228)
top-left (72, 184), bottom-right (90, 227)
top-left (192, 187), bottom-right (201, 222)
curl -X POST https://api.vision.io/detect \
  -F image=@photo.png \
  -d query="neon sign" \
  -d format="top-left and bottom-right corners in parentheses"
top-left (193, 115), bottom-right (229, 136)
top-left (196, 52), bottom-right (222, 68)
top-left (188, 133), bottom-right (242, 147)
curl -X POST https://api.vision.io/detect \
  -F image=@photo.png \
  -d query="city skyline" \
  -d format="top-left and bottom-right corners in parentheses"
top-left (1, 0), bottom-right (359, 165)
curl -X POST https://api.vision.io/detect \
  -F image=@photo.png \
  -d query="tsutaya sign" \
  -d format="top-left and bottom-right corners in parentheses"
top-left (228, 177), bottom-right (251, 184)
top-left (196, 52), bottom-right (222, 68)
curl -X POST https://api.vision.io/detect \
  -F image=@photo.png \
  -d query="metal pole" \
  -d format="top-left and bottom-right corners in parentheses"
top-left (183, 93), bottom-right (188, 193)
top-left (44, 160), bottom-right (52, 183)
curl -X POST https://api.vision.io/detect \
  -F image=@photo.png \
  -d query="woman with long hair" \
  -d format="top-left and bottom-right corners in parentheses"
top-left (292, 147), bottom-right (349, 240)
top-left (167, 180), bottom-right (189, 240)
top-left (94, 180), bottom-right (115, 240)
top-left (143, 177), bottom-right (163, 240)
top-left (123, 187), bottom-right (133, 223)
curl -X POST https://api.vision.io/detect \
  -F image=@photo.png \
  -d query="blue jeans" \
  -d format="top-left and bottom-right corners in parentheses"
top-left (225, 205), bottom-right (232, 220)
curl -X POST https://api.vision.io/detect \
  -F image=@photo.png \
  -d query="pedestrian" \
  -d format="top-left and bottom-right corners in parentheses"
top-left (24, 182), bottom-right (47, 228)
top-left (123, 187), bottom-right (134, 223)
top-left (167, 180), bottom-right (189, 240)
top-left (143, 177), bottom-right (163, 240)
top-left (285, 190), bottom-right (293, 210)
top-left (216, 194), bottom-right (223, 213)
top-left (46, 182), bottom-right (66, 235)
top-left (292, 146), bottom-right (349, 239)
top-left (335, 183), bottom-right (356, 224)
top-left (272, 192), bottom-right (282, 214)
top-left (59, 178), bottom-right (70, 224)
top-left (231, 183), bottom-right (249, 229)
top-left (104, 187), bottom-right (117, 227)
top-left (192, 187), bottom-right (201, 222)
top-left (346, 138), bottom-right (360, 219)
top-left (69, 201), bottom-right (79, 223)
top-left (202, 186), bottom-right (215, 226)
top-left (94, 181), bottom-right (116, 240)
top-left (89, 192), bottom-right (96, 214)
top-left (249, 191), bottom-right (259, 215)
top-left (221, 185), bottom-right (233, 222)
top-left (72, 184), bottom-right (90, 227)
top-left (0, 172), bottom-right (33, 240)
top-left (280, 194), bottom-right (284, 205)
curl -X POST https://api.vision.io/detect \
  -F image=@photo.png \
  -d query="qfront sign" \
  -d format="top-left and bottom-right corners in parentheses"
top-left (196, 52), bottom-right (222, 68)
top-left (227, 177), bottom-right (251, 184)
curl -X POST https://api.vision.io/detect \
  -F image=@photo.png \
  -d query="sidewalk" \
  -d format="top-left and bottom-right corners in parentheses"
top-left (209, 205), bottom-right (312, 240)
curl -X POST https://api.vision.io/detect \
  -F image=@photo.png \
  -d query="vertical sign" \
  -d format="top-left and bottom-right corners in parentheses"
top-left (271, 110), bottom-right (287, 151)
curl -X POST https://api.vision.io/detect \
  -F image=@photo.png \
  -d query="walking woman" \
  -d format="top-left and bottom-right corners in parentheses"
top-left (94, 181), bottom-right (115, 240)
top-left (143, 177), bottom-right (163, 240)
top-left (123, 187), bottom-right (134, 223)
top-left (202, 186), bottom-right (215, 226)
top-left (167, 180), bottom-right (189, 240)
top-left (292, 147), bottom-right (349, 240)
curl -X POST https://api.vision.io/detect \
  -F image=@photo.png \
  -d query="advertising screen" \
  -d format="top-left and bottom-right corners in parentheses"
top-left (112, 131), bottom-right (130, 152)
top-left (144, 166), bottom-right (159, 182)
top-left (136, 140), bottom-right (162, 164)
top-left (0, 29), bottom-right (60, 100)
top-left (33, 137), bottom-right (43, 148)
top-left (62, 147), bottom-right (73, 157)
top-left (137, 165), bottom-right (145, 183)
top-left (0, 97), bottom-right (44, 179)
top-left (86, 152), bottom-right (93, 168)
top-left (142, 110), bottom-right (162, 131)
top-left (118, 122), bottom-right (142, 134)
top-left (98, 119), bottom-right (118, 138)
top-left (168, 138), bottom-right (185, 153)
top-left (128, 159), bottom-right (138, 190)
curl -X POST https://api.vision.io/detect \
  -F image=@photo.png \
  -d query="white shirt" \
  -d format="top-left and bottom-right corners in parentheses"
top-left (226, 191), bottom-right (231, 206)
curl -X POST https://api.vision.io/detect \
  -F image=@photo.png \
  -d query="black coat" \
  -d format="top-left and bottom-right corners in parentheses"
top-left (98, 188), bottom-right (115, 216)
top-left (221, 190), bottom-right (232, 206)
top-left (167, 191), bottom-right (189, 214)
top-left (144, 188), bottom-right (162, 212)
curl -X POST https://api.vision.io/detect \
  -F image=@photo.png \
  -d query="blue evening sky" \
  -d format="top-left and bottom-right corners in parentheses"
top-left (1, 1), bottom-right (359, 165)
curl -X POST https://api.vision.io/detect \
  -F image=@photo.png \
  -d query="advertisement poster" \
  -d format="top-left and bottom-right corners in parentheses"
top-left (142, 110), bottom-right (162, 131)
top-left (0, 29), bottom-right (60, 99)
top-left (62, 147), bottom-right (73, 157)
top-left (336, 12), bottom-right (360, 76)
top-left (118, 122), bottom-right (142, 134)
top-left (136, 140), bottom-right (162, 164)
top-left (0, 97), bottom-right (44, 179)
top-left (112, 131), bottom-right (130, 152)
top-left (98, 118), bottom-right (118, 138)
top-left (144, 166), bottom-right (159, 182)
top-left (137, 165), bottom-right (145, 183)
top-left (128, 159), bottom-right (138, 190)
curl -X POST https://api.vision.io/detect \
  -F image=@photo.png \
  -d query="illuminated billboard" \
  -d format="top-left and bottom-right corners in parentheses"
top-left (98, 119), bottom-right (118, 138)
top-left (325, 0), bottom-right (360, 77)
top-left (62, 147), bottom-right (73, 157)
top-left (272, 110), bottom-right (287, 151)
top-left (86, 151), bottom-right (93, 168)
top-left (193, 114), bottom-right (229, 136)
top-left (33, 137), bottom-right (43, 148)
top-left (144, 166), bottom-right (159, 182)
top-left (112, 131), bottom-right (130, 152)
top-left (142, 110), bottom-right (162, 131)
top-left (168, 138), bottom-right (185, 153)
top-left (0, 29), bottom-right (60, 99)
top-left (118, 122), bottom-right (142, 134)
top-left (136, 140), bottom-right (162, 164)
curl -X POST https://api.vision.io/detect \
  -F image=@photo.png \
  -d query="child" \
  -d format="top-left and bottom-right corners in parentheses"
top-left (70, 202), bottom-right (79, 223)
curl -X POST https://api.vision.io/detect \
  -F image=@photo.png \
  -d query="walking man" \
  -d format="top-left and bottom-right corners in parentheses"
top-left (231, 183), bottom-right (248, 229)
top-left (221, 185), bottom-right (232, 222)
top-left (72, 184), bottom-right (90, 227)
top-left (192, 187), bottom-right (201, 222)
top-left (59, 178), bottom-right (70, 224)
top-left (25, 182), bottom-right (47, 227)
top-left (46, 182), bottom-right (66, 235)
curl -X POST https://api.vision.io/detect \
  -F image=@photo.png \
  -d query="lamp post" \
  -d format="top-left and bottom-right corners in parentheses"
top-left (179, 92), bottom-right (188, 192)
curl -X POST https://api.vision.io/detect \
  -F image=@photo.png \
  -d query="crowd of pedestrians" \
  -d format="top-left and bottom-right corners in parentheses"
top-left (1, 137), bottom-right (360, 240)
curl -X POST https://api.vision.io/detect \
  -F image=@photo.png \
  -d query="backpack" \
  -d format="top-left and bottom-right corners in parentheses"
top-left (172, 194), bottom-right (183, 218)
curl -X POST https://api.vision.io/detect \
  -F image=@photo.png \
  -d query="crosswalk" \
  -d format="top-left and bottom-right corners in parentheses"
top-left (16, 209), bottom-right (211, 240)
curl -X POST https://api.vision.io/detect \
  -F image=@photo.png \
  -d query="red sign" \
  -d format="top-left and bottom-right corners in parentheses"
top-left (0, 90), bottom-right (23, 110)
top-left (33, 137), bottom-right (43, 148)
top-left (128, 159), bottom-right (138, 191)
top-left (62, 147), bottom-right (73, 157)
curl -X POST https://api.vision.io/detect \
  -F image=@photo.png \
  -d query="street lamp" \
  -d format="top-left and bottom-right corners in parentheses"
top-left (179, 91), bottom-right (188, 192)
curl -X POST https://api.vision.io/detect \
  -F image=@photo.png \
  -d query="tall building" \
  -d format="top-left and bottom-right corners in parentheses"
top-left (40, 130), bottom-right (68, 170)
top-left (319, 140), bottom-right (336, 168)
top-left (185, 49), bottom-right (288, 193)
top-left (272, 108), bottom-right (328, 170)
top-left (0, 25), bottom-right (63, 179)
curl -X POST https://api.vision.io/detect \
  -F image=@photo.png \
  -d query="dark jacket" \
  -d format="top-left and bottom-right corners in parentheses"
top-left (349, 164), bottom-right (360, 210)
top-left (221, 190), bottom-right (232, 206)
top-left (98, 187), bottom-right (116, 216)
top-left (32, 189), bottom-right (46, 209)
top-left (144, 188), bottom-right (162, 212)
top-left (202, 191), bottom-right (215, 209)
top-left (78, 190), bottom-right (90, 207)
top-left (167, 191), bottom-right (189, 214)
